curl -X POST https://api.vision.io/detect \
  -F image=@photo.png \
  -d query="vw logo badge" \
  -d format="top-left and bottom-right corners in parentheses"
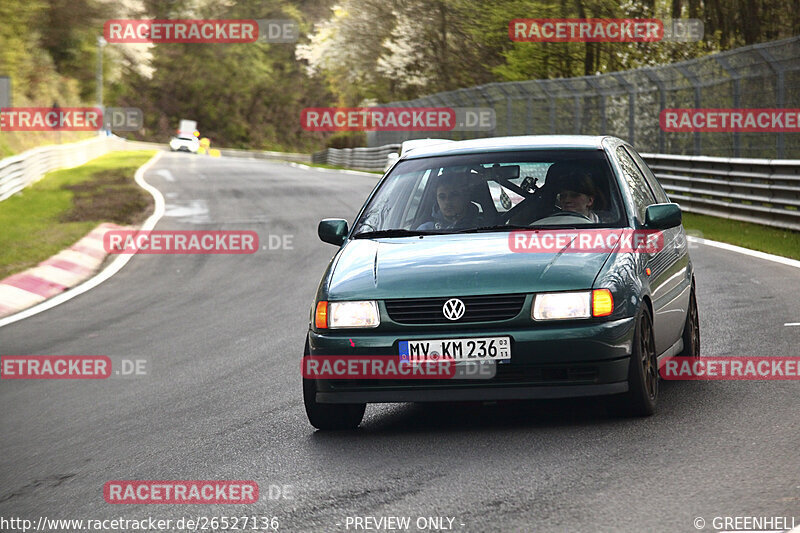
top-left (442, 298), bottom-right (466, 321)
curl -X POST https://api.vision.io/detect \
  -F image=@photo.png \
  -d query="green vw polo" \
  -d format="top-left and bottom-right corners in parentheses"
top-left (304, 136), bottom-right (700, 430)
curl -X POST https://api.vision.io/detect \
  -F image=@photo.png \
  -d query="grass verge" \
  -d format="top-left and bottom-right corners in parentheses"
top-left (682, 212), bottom-right (800, 261)
top-left (0, 150), bottom-right (156, 279)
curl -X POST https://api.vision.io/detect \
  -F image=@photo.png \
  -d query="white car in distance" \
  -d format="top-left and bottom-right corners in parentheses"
top-left (169, 135), bottom-right (200, 153)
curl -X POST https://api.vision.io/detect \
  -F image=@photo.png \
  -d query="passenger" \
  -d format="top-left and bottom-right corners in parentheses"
top-left (417, 172), bottom-right (483, 230)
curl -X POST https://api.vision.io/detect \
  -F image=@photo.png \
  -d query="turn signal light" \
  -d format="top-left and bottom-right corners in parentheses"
top-left (315, 301), bottom-right (328, 329)
top-left (592, 289), bottom-right (614, 317)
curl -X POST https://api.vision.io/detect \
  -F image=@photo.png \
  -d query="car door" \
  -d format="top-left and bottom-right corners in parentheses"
top-left (614, 145), bottom-right (689, 355)
top-left (624, 145), bottom-right (693, 352)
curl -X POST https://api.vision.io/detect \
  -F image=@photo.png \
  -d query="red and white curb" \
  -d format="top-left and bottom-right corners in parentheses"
top-left (0, 152), bottom-right (164, 328)
top-left (0, 223), bottom-right (132, 318)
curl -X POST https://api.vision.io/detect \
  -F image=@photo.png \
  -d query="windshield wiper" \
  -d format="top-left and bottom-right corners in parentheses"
top-left (351, 229), bottom-right (434, 239)
top-left (454, 224), bottom-right (532, 233)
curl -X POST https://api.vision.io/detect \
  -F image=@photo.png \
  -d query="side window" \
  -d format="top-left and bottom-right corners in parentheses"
top-left (616, 146), bottom-right (656, 223)
top-left (400, 170), bottom-right (431, 227)
top-left (624, 147), bottom-right (670, 204)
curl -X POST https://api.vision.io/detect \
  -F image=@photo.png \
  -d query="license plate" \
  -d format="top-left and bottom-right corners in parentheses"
top-left (399, 336), bottom-right (511, 363)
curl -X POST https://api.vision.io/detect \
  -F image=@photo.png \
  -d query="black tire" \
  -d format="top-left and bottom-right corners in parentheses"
top-left (678, 285), bottom-right (700, 359)
top-left (613, 309), bottom-right (659, 417)
top-left (302, 339), bottom-right (365, 430)
top-left (303, 377), bottom-right (365, 430)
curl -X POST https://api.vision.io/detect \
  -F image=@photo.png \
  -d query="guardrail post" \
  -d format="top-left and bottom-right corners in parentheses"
top-left (475, 85), bottom-right (497, 137)
top-left (492, 84), bottom-right (513, 136)
top-left (560, 79), bottom-right (582, 134)
top-left (715, 56), bottom-right (742, 157)
top-left (676, 65), bottom-right (703, 156)
top-left (642, 68), bottom-right (667, 154)
top-left (585, 76), bottom-right (608, 135)
top-left (534, 80), bottom-right (557, 134)
top-left (611, 73), bottom-right (636, 145)
top-left (756, 47), bottom-right (786, 158)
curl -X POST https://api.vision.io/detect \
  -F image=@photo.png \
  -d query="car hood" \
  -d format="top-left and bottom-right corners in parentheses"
top-left (326, 233), bottom-right (610, 299)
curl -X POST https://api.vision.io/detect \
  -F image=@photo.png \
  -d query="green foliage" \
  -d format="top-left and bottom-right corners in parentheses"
top-left (1, 0), bottom-right (798, 152)
top-left (111, 0), bottom-right (335, 151)
top-left (326, 131), bottom-right (366, 148)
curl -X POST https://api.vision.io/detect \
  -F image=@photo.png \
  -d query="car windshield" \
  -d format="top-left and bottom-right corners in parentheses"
top-left (352, 149), bottom-right (624, 237)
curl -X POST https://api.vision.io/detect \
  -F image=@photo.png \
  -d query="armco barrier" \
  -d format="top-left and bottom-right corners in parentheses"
top-left (312, 145), bottom-right (400, 171)
top-left (642, 153), bottom-right (800, 231)
top-left (314, 143), bottom-right (800, 231)
top-left (0, 136), bottom-right (163, 202)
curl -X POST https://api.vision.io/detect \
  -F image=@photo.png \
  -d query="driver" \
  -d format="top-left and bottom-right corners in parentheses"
top-left (417, 171), bottom-right (482, 230)
top-left (555, 172), bottom-right (600, 222)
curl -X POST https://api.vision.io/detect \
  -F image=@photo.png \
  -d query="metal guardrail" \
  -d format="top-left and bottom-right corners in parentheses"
top-left (314, 143), bottom-right (800, 231)
top-left (312, 145), bottom-right (401, 171)
top-left (642, 153), bottom-right (800, 231)
top-left (0, 136), bottom-right (163, 202)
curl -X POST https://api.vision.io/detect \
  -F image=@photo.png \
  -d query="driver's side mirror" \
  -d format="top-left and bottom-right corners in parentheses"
top-left (318, 218), bottom-right (348, 246)
top-left (645, 203), bottom-right (682, 229)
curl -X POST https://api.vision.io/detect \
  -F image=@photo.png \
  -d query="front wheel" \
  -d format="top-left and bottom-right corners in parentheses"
top-left (612, 310), bottom-right (658, 417)
top-left (302, 338), bottom-right (365, 430)
top-left (303, 377), bottom-right (365, 430)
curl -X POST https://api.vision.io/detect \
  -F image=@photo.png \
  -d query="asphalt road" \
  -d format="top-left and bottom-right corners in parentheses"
top-left (1, 153), bottom-right (799, 533)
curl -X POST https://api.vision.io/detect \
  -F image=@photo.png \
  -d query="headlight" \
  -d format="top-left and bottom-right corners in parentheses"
top-left (532, 289), bottom-right (614, 320)
top-left (533, 291), bottom-right (590, 320)
top-left (319, 300), bottom-right (380, 328)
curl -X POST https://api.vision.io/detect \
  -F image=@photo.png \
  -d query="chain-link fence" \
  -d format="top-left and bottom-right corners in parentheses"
top-left (368, 36), bottom-right (800, 159)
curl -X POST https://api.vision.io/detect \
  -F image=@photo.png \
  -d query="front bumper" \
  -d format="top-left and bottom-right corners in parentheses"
top-left (308, 316), bottom-right (636, 404)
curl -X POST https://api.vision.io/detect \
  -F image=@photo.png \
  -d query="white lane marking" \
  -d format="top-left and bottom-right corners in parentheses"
top-left (0, 152), bottom-right (165, 329)
top-left (163, 199), bottom-right (210, 223)
top-left (155, 169), bottom-right (174, 182)
top-left (784, 323), bottom-right (800, 327)
top-left (687, 236), bottom-right (800, 270)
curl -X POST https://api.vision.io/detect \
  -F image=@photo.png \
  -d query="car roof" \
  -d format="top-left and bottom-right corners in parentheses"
top-left (400, 138), bottom-right (454, 155)
top-left (400, 135), bottom-right (617, 160)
